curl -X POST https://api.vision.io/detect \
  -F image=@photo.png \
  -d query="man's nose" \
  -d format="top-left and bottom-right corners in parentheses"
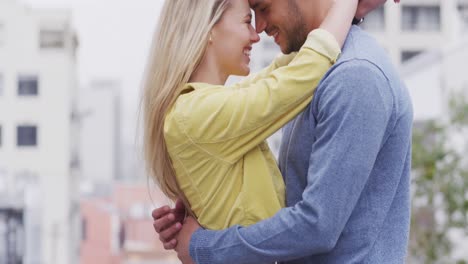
top-left (255, 16), bottom-right (267, 34)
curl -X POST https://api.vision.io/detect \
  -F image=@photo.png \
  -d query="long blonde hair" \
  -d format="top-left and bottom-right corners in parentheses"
top-left (142, 0), bottom-right (231, 216)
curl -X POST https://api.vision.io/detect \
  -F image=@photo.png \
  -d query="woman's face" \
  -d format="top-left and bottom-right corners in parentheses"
top-left (211, 0), bottom-right (260, 76)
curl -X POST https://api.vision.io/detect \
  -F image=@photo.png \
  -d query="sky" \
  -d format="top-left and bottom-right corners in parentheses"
top-left (21, 0), bottom-right (165, 143)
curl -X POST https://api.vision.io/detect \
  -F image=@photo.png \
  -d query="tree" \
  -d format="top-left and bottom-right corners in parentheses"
top-left (410, 92), bottom-right (468, 263)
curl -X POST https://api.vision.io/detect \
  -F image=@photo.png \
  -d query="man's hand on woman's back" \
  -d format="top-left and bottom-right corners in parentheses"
top-left (152, 200), bottom-right (200, 264)
top-left (152, 199), bottom-right (185, 249)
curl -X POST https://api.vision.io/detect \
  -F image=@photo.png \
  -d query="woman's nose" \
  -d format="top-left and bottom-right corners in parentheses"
top-left (251, 29), bottom-right (260, 43)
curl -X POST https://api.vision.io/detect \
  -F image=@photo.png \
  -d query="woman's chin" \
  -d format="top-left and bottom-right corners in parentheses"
top-left (230, 66), bottom-right (250, 77)
top-left (240, 66), bottom-right (250, 76)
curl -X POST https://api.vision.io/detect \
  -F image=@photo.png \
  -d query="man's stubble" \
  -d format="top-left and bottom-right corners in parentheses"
top-left (283, 0), bottom-right (309, 54)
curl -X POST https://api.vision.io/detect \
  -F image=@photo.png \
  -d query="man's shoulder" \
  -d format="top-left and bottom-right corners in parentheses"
top-left (339, 26), bottom-right (386, 62)
top-left (309, 28), bottom-right (403, 110)
top-left (317, 26), bottom-right (401, 90)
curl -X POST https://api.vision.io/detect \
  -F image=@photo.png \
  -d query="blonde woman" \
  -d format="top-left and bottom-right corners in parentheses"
top-left (143, 0), bottom-right (357, 231)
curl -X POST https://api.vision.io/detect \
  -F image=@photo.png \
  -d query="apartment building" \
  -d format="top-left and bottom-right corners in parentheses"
top-left (0, 0), bottom-right (80, 263)
top-left (79, 79), bottom-right (121, 184)
top-left (362, 0), bottom-right (468, 67)
top-left (80, 183), bottom-right (178, 264)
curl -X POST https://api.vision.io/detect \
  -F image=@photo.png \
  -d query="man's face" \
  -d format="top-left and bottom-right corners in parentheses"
top-left (249, 0), bottom-right (310, 54)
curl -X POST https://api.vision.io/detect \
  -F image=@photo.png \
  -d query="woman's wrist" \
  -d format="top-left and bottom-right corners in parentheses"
top-left (319, 0), bottom-right (358, 47)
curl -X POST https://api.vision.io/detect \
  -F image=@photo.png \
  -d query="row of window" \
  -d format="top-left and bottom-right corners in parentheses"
top-left (0, 125), bottom-right (38, 147)
top-left (0, 21), bottom-right (65, 49)
top-left (0, 210), bottom-right (25, 263)
top-left (362, 5), bottom-right (441, 32)
top-left (0, 74), bottom-right (38, 96)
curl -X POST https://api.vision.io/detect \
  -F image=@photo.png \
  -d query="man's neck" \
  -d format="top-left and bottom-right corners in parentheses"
top-left (297, 0), bottom-right (335, 32)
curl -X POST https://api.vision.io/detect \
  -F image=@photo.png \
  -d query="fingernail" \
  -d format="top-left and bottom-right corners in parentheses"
top-left (175, 223), bottom-right (181, 229)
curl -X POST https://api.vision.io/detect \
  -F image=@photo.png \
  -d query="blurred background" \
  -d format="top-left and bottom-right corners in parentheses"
top-left (0, 0), bottom-right (467, 263)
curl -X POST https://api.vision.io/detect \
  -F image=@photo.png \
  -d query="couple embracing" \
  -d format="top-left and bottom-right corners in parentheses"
top-left (143, 0), bottom-right (411, 263)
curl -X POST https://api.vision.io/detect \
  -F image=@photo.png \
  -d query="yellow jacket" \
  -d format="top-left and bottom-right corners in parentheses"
top-left (164, 29), bottom-right (341, 229)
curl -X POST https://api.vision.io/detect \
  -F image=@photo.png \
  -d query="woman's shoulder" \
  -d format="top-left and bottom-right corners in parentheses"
top-left (184, 82), bottom-right (224, 91)
top-left (169, 82), bottom-right (223, 118)
top-left (175, 82), bottom-right (231, 106)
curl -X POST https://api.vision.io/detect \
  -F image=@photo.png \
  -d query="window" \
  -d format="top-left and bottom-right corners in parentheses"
top-left (70, 151), bottom-right (80, 170)
top-left (361, 6), bottom-right (385, 31)
top-left (402, 5), bottom-right (441, 32)
top-left (39, 29), bottom-right (65, 49)
top-left (0, 210), bottom-right (24, 263)
top-left (118, 225), bottom-right (126, 249)
top-left (18, 75), bottom-right (38, 96)
top-left (17, 126), bottom-right (37, 147)
top-left (401, 50), bottom-right (423, 63)
top-left (458, 4), bottom-right (468, 31)
top-left (0, 214), bottom-right (5, 264)
top-left (81, 218), bottom-right (87, 241)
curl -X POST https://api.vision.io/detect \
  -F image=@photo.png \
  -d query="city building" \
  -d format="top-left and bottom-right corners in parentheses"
top-left (0, 0), bottom-right (80, 263)
top-left (359, 0), bottom-right (468, 121)
top-left (80, 183), bottom-right (178, 264)
top-left (362, 0), bottom-right (468, 67)
top-left (79, 79), bottom-right (121, 184)
top-left (402, 35), bottom-right (468, 120)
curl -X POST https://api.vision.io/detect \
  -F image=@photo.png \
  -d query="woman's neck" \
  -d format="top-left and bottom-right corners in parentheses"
top-left (189, 55), bottom-right (228, 85)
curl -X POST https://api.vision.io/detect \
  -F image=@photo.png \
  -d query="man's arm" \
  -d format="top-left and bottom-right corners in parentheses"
top-left (186, 60), bottom-right (394, 264)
